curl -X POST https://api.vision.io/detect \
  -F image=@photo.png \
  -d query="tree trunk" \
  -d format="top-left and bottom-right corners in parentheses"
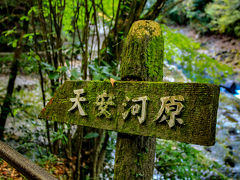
top-left (101, 0), bottom-right (166, 65)
top-left (114, 20), bottom-right (164, 179)
top-left (0, 17), bottom-right (29, 140)
top-left (0, 43), bottom-right (21, 140)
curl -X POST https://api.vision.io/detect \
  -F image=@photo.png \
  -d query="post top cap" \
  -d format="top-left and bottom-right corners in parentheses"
top-left (129, 20), bottom-right (162, 38)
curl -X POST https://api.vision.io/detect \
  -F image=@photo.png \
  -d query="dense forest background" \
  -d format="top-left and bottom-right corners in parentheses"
top-left (0, 0), bottom-right (240, 179)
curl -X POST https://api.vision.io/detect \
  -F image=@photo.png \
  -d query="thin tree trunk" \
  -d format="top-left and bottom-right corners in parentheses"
top-left (92, 0), bottom-right (101, 63)
top-left (75, 126), bottom-right (83, 180)
top-left (92, 129), bottom-right (104, 180)
top-left (38, 63), bottom-right (53, 152)
top-left (31, 11), bottom-right (53, 152)
top-left (82, 0), bottom-right (90, 80)
top-left (0, 16), bottom-right (29, 140)
top-left (76, 1), bottom-right (90, 178)
top-left (0, 40), bottom-right (21, 140)
top-left (95, 131), bottom-right (109, 178)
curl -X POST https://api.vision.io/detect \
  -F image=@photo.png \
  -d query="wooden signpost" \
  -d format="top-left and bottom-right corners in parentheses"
top-left (39, 81), bottom-right (219, 145)
top-left (39, 20), bottom-right (219, 179)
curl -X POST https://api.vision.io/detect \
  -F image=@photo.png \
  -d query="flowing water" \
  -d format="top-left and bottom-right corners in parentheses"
top-left (175, 26), bottom-right (240, 178)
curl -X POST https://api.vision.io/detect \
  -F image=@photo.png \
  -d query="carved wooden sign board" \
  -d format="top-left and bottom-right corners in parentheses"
top-left (39, 80), bottom-right (219, 146)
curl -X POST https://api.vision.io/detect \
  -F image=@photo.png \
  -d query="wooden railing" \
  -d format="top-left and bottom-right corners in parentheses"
top-left (0, 140), bottom-right (57, 180)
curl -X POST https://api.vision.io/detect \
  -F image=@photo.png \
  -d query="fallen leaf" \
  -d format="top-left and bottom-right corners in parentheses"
top-left (110, 78), bottom-right (116, 87)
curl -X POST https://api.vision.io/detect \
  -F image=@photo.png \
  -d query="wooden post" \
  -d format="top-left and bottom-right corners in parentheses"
top-left (114, 20), bottom-right (163, 179)
top-left (38, 21), bottom-right (219, 179)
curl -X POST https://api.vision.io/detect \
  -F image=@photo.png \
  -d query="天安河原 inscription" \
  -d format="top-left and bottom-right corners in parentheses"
top-left (68, 89), bottom-right (185, 127)
top-left (154, 95), bottom-right (184, 128)
top-left (95, 91), bottom-right (115, 118)
top-left (122, 96), bottom-right (149, 124)
top-left (40, 81), bottom-right (219, 146)
top-left (68, 89), bottom-right (87, 116)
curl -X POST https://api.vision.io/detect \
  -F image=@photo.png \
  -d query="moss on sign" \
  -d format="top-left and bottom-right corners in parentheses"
top-left (39, 80), bottom-right (219, 146)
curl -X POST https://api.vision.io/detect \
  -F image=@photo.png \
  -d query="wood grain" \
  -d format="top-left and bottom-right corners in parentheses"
top-left (39, 80), bottom-right (219, 146)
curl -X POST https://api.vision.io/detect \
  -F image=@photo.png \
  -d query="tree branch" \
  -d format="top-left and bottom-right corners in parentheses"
top-left (162, 0), bottom-right (184, 14)
top-left (141, 0), bottom-right (167, 20)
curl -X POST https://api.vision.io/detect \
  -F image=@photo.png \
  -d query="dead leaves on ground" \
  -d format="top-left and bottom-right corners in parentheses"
top-left (0, 160), bottom-right (24, 179)
top-left (0, 158), bottom-right (70, 179)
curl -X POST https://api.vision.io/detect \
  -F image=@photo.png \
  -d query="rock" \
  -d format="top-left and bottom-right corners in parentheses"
top-left (205, 147), bottom-right (212, 152)
top-left (228, 128), bottom-right (237, 135)
top-left (224, 156), bottom-right (235, 167)
top-left (220, 80), bottom-right (237, 94)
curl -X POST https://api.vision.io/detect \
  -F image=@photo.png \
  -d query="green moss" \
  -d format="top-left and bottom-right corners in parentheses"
top-left (39, 80), bottom-right (219, 146)
top-left (146, 36), bottom-right (164, 81)
top-left (120, 20), bottom-right (164, 82)
top-left (128, 20), bottom-right (162, 39)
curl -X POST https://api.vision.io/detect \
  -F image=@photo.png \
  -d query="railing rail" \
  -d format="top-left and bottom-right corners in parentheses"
top-left (0, 140), bottom-right (57, 180)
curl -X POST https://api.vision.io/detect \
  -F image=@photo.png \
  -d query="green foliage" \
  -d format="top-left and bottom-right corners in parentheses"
top-left (185, 0), bottom-right (212, 33)
top-left (37, 153), bottom-right (58, 166)
top-left (2, 27), bottom-right (19, 48)
top-left (51, 127), bottom-right (68, 145)
top-left (0, 54), bottom-right (12, 73)
top-left (84, 132), bottom-right (99, 139)
top-left (89, 59), bottom-right (120, 80)
top-left (1, 81), bottom-right (59, 164)
top-left (41, 60), bottom-right (82, 81)
top-left (61, 0), bottom-right (119, 35)
top-left (0, 52), bottom-right (39, 74)
top-left (2, 27), bottom-right (17, 37)
top-left (165, 0), bottom-right (240, 37)
top-left (164, 2), bottom-right (188, 25)
top-left (163, 25), bottom-right (233, 84)
top-left (165, 0), bottom-right (212, 33)
top-left (21, 52), bottom-right (39, 74)
top-left (205, 0), bottom-right (240, 37)
top-left (155, 140), bottom-right (226, 179)
top-left (101, 0), bottom-right (119, 19)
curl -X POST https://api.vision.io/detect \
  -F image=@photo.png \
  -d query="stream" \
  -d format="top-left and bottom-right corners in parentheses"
top-left (175, 26), bottom-right (240, 178)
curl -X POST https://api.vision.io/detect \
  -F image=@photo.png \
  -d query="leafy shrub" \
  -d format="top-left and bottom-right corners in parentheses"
top-left (164, 0), bottom-right (212, 34)
top-left (165, 0), bottom-right (240, 37)
top-left (164, 1), bottom-right (188, 25)
top-left (89, 59), bottom-right (120, 80)
top-left (155, 139), bottom-right (226, 179)
top-left (205, 0), bottom-right (240, 37)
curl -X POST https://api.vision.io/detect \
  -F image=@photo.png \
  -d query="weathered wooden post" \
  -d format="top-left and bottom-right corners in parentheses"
top-left (39, 20), bottom-right (219, 179)
top-left (114, 20), bottom-right (163, 179)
